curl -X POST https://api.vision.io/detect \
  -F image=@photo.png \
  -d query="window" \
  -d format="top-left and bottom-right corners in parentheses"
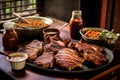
top-left (0, 0), bottom-right (38, 21)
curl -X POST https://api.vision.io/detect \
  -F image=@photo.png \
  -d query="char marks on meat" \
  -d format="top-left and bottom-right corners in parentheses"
top-left (44, 40), bottom-right (65, 52)
top-left (72, 41), bottom-right (108, 66)
top-left (55, 48), bottom-right (84, 71)
top-left (20, 40), bottom-right (43, 62)
top-left (21, 37), bottom-right (108, 70)
top-left (34, 52), bottom-right (54, 69)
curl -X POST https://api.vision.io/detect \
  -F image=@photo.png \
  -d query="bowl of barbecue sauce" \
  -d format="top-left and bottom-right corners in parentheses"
top-left (6, 52), bottom-right (28, 70)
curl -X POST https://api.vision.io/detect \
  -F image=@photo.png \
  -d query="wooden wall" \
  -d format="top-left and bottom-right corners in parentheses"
top-left (101, 0), bottom-right (120, 64)
top-left (109, 0), bottom-right (120, 64)
top-left (112, 0), bottom-right (120, 33)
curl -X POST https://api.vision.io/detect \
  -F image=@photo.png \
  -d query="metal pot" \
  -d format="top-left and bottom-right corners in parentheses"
top-left (9, 16), bottom-right (53, 39)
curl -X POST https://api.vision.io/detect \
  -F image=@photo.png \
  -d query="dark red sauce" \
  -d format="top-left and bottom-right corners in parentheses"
top-left (69, 19), bottom-right (83, 40)
top-left (2, 28), bottom-right (18, 50)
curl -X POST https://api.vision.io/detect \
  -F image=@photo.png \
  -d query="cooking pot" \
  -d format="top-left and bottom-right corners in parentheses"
top-left (9, 16), bottom-right (53, 39)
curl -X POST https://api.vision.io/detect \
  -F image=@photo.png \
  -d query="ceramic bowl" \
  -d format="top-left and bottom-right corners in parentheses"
top-left (6, 52), bottom-right (28, 70)
top-left (79, 27), bottom-right (107, 43)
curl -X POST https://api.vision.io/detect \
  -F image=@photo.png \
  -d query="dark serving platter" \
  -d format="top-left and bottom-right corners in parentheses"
top-left (26, 48), bottom-right (114, 74)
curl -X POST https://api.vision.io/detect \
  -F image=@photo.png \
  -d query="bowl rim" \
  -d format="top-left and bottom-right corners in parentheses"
top-left (6, 52), bottom-right (28, 62)
top-left (8, 16), bottom-right (53, 30)
top-left (79, 27), bottom-right (107, 41)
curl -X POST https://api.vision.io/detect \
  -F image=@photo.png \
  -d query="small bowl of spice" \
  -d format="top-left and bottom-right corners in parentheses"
top-left (6, 52), bottom-right (28, 70)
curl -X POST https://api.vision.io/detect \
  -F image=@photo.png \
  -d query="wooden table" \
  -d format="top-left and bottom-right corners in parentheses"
top-left (0, 17), bottom-right (120, 80)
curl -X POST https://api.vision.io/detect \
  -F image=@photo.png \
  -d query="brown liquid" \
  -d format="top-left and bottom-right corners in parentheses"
top-left (43, 28), bottom-right (60, 43)
top-left (69, 19), bottom-right (83, 40)
top-left (2, 28), bottom-right (18, 50)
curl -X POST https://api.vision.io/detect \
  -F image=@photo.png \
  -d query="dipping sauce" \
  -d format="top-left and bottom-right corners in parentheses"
top-left (7, 52), bottom-right (28, 70)
top-left (9, 55), bottom-right (24, 62)
top-left (43, 28), bottom-right (61, 44)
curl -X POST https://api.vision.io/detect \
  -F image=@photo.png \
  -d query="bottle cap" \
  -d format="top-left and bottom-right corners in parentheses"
top-left (3, 21), bottom-right (16, 29)
top-left (72, 10), bottom-right (82, 15)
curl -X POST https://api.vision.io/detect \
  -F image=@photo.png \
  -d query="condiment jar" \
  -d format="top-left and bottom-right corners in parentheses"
top-left (69, 10), bottom-right (83, 40)
top-left (2, 22), bottom-right (18, 50)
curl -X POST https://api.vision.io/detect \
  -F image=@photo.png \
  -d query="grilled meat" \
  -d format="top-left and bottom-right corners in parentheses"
top-left (62, 39), bottom-right (71, 47)
top-left (83, 48), bottom-right (107, 66)
top-left (44, 40), bottom-right (65, 52)
top-left (68, 40), bottom-right (104, 52)
top-left (75, 41), bottom-right (104, 52)
top-left (19, 37), bottom-right (108, 70)
top-left (55, 48), bottom-right (84, 71)
top-left (72, 41), bottom-right (108, 66)
top-left (20, 40), bottom-right (43, 62)
top-left (34, 52), bottom-right (54, 69)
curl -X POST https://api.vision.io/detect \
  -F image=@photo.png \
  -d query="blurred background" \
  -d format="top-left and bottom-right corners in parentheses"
top-left (0, 0), bottom-right (120, 33)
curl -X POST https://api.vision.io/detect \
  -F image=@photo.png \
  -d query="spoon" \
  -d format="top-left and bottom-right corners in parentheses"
top-left (13, 12), bottom-right (30, 24)
top-left (58, 23), bottom-right (68, 30)
top-left (0, 51), bottom-right (11, 58)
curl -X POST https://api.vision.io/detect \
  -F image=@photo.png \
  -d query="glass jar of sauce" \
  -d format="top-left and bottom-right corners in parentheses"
top-left (2, 22), bottom-right (18, 50)
top-left (69, 10), bottom-right (83, 40)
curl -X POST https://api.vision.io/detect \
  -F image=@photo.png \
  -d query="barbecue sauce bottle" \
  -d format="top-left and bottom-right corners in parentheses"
top-left (2, 22), bottom-right (18, 50)
top-left (69, 10), bottom-right (83, 40)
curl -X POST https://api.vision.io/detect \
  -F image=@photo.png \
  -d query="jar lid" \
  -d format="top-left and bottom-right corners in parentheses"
top-left (3, 21), bottom-right (16, 29)
top-left (72, 10), bottom-right (82, 15)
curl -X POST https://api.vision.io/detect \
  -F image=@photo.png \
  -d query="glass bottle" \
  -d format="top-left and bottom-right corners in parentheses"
top-left (2, 22), bottom-right (18, 50)
top-left (69, 10), bottom-right (83, 40)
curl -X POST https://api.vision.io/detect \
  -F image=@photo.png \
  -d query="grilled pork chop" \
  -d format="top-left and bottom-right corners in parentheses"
top-left (55, 48), bottom-right (84, 71)
top-left (34, 52), bottom-right (54, 69)
top-left (44, 40), bottom-right (65, 52)
top-left (73, 41), bottom-right (108, 66)
top-left (20, 40), bottom-right (43, 62)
